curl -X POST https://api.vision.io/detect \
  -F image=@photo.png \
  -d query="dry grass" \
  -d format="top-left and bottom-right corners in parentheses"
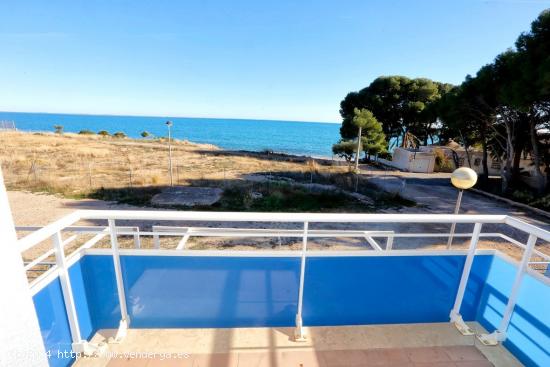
top-left (0, 131), bottom-right (347, 197)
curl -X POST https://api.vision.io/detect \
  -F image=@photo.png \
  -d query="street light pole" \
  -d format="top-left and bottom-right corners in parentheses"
top-left (446, 189), bottom-right (464, 248)
top-left (447, 167), bottom-right (477, 249)
top-left (166, 121), bottom-right (173, 186)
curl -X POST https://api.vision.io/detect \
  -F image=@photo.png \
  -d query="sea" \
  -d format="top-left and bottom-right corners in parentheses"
top-left (0, 111), bottom-right (341, 158)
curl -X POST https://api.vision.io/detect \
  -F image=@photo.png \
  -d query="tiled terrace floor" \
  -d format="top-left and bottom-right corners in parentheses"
top-left (104, 346), bottom-right (493, 366)
top-left (75, 323), bottom-right (522, 367)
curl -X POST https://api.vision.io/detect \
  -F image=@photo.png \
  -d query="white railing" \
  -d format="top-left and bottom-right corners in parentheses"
top-left (17, 210), bottom-right (550, 352)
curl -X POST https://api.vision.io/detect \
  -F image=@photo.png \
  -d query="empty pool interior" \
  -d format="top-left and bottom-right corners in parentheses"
top-left (33, 251), bottom-right (550, 367)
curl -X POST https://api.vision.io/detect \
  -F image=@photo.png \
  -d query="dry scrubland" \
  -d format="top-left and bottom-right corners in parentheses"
top-left (0, 131), bottom-right (344, 196)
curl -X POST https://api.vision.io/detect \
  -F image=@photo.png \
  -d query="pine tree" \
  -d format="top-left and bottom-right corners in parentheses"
top-left (352, 108), bottom-right (386, 169)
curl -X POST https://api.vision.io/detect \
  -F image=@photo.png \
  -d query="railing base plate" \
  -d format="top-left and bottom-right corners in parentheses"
top-left (108, 318), bottom-right (129, 344)
top-left (477, 331), bottom-right (504, 346)
top-left (453, 317), bottom-right (475, 336)
top-left (294, 331), bottom-right (308, 342)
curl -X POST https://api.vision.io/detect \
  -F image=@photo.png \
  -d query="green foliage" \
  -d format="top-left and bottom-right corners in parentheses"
top-left (435, 10), bottom-right (550, 192)
top-left (353, 108), bottom-right (387, 156)
top-left (216, 183), bottom-right (366, 212)
top-left (53, 125), bottom-right (64, 134)
top-left (78, 129), bottom-right (95, 135)
top-left (97, 130), bottom-right (110, 136)
top-left (88, 183), bottom-right (372, 212)
top-left (113, 131), bottom-right (127, 138)
top-left (332, 140), bottom-right (356, 163)
top-left (339, 76), bottom-right (451, 147)
top-left (337, 11), bottom-right (550, 194)
top-left (89, 187), bottom-right (161, 206)
top-left (141, 131), bottom-right (150, 138)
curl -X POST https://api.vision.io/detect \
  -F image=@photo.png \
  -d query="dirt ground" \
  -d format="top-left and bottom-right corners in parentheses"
top-left (0, 131), bottom-right (340, 196)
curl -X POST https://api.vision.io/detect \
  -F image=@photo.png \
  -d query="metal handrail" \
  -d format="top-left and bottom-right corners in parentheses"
top-left (17, 210), bottom-right (550, 350)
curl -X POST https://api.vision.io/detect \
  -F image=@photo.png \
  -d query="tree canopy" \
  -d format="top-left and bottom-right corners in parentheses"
top-left (339, 76), bottom-right (451, 147)
top-left (335, 10), bottom-right (550, 194)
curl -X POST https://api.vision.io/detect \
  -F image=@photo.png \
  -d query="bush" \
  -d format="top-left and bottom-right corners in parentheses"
top-left (78, 129), bottom-right (95, 135)
top-left (113, 131), bottom-right (127, 138)
top-left (434, 148), bottom-right (454, 172)
top-left (531, 194), bottom-right (550, 211)
top-left (332, 140), bottom-right (356, 163)
top-left (141, 131), bottom-right (150, 138)
top-left (53, 125), bottom-right (64, 134)
top-left (512, 189), bottom-right (535, 203)
top-left (97, 130), bottom-right (110, 137)
top-left (377, 151), bottom-right (392, 160)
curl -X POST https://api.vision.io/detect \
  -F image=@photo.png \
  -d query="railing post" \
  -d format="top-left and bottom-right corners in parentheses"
top-left (450, 222), bottom-right (482, 335)
top-left (478, 234), bottom-right (538, 346)
top-left (295, 221), bottom-right (308, 341)
top-left (108, 219), bottom-right (130, 342)
top-left (386, 233), bottom-right (394, 251)
top-left (153, 232), bottom-right (160, 249)
top-left (133, 227), bottom-right (141, 249)
top-left (53, 232), bottom-right (105, 355)
top-left (52, 231), bottom-right (83, 347)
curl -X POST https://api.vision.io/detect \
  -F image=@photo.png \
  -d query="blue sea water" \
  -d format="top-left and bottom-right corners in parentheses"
top-left (0, 111), bottom-right (340, 158)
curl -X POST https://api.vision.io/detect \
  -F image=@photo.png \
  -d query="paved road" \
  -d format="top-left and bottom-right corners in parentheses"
top-left (362, 165), bottom-right (548, 223)
top-left (360, 165), bottom-right (550, 252)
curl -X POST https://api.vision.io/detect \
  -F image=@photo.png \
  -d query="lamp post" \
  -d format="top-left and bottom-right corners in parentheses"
top-left (166, 120), bottom-right (173, 186)
top-left (447, 167), bottom-right (478, 249)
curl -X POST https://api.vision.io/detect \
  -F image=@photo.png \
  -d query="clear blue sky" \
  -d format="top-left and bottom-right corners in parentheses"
top-left (0, 1), bottom-right (548, 122)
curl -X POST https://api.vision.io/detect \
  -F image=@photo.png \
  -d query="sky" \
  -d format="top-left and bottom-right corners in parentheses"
top-left (0, 1), bottom-right (549, 123)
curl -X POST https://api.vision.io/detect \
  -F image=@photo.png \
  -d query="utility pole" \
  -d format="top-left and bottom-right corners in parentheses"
top-left (354, 126), bottom-right (362, 172)
top-left (166, 120), bottom-right (174, 186)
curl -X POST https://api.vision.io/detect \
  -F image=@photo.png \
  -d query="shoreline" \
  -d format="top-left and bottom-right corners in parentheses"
top-left (0, 111), bottom-right (341, 158)
top-left (5, 128), bottom-right (336, 161)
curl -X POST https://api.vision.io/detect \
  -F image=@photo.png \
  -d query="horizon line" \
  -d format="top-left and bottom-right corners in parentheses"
top-left (0, 110), bottom-right (341, 125)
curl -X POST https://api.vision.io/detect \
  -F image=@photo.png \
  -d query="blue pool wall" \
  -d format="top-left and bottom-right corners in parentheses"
top-left (32, 253), bottom-right (549, 367)
top-left (32, 277), bottom-right (74, 367)
top-left (475, 255), bottom-right (550, 367)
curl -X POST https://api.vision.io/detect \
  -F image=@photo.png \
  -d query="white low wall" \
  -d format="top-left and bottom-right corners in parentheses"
top-left (0, 168), bottom-right (48, 366)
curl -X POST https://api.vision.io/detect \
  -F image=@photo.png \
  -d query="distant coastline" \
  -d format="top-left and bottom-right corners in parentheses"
top-left (0, 111), bottom-right (340, 158)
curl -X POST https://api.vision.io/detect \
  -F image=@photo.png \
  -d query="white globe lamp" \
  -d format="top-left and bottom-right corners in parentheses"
top-left (451, 167), bottom-right (478, 190)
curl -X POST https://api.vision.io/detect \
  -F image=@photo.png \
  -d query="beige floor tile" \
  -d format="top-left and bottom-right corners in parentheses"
top-left (74, 323), bottom-right (520, 367)
top-left (320, 349), bottom-right (367, 367)
top-left (236, 352), bottom-right (274, 367)
top-left (443, 346), bottom-right (486, 362)
top-left (278, 350), bottom-right (327, 367)
top-left (146, 355), bottom-right (194, 367)
top-left (454, 361), bottom-right (494, 367)
top-left (406, 347), bottom-right (452, 363)
top-left (192, 353), bottom-right (238, 367)
top-left (107, 357), bottom-right (149, 367)
top-left (363, 348), bottom-right (411, 366)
